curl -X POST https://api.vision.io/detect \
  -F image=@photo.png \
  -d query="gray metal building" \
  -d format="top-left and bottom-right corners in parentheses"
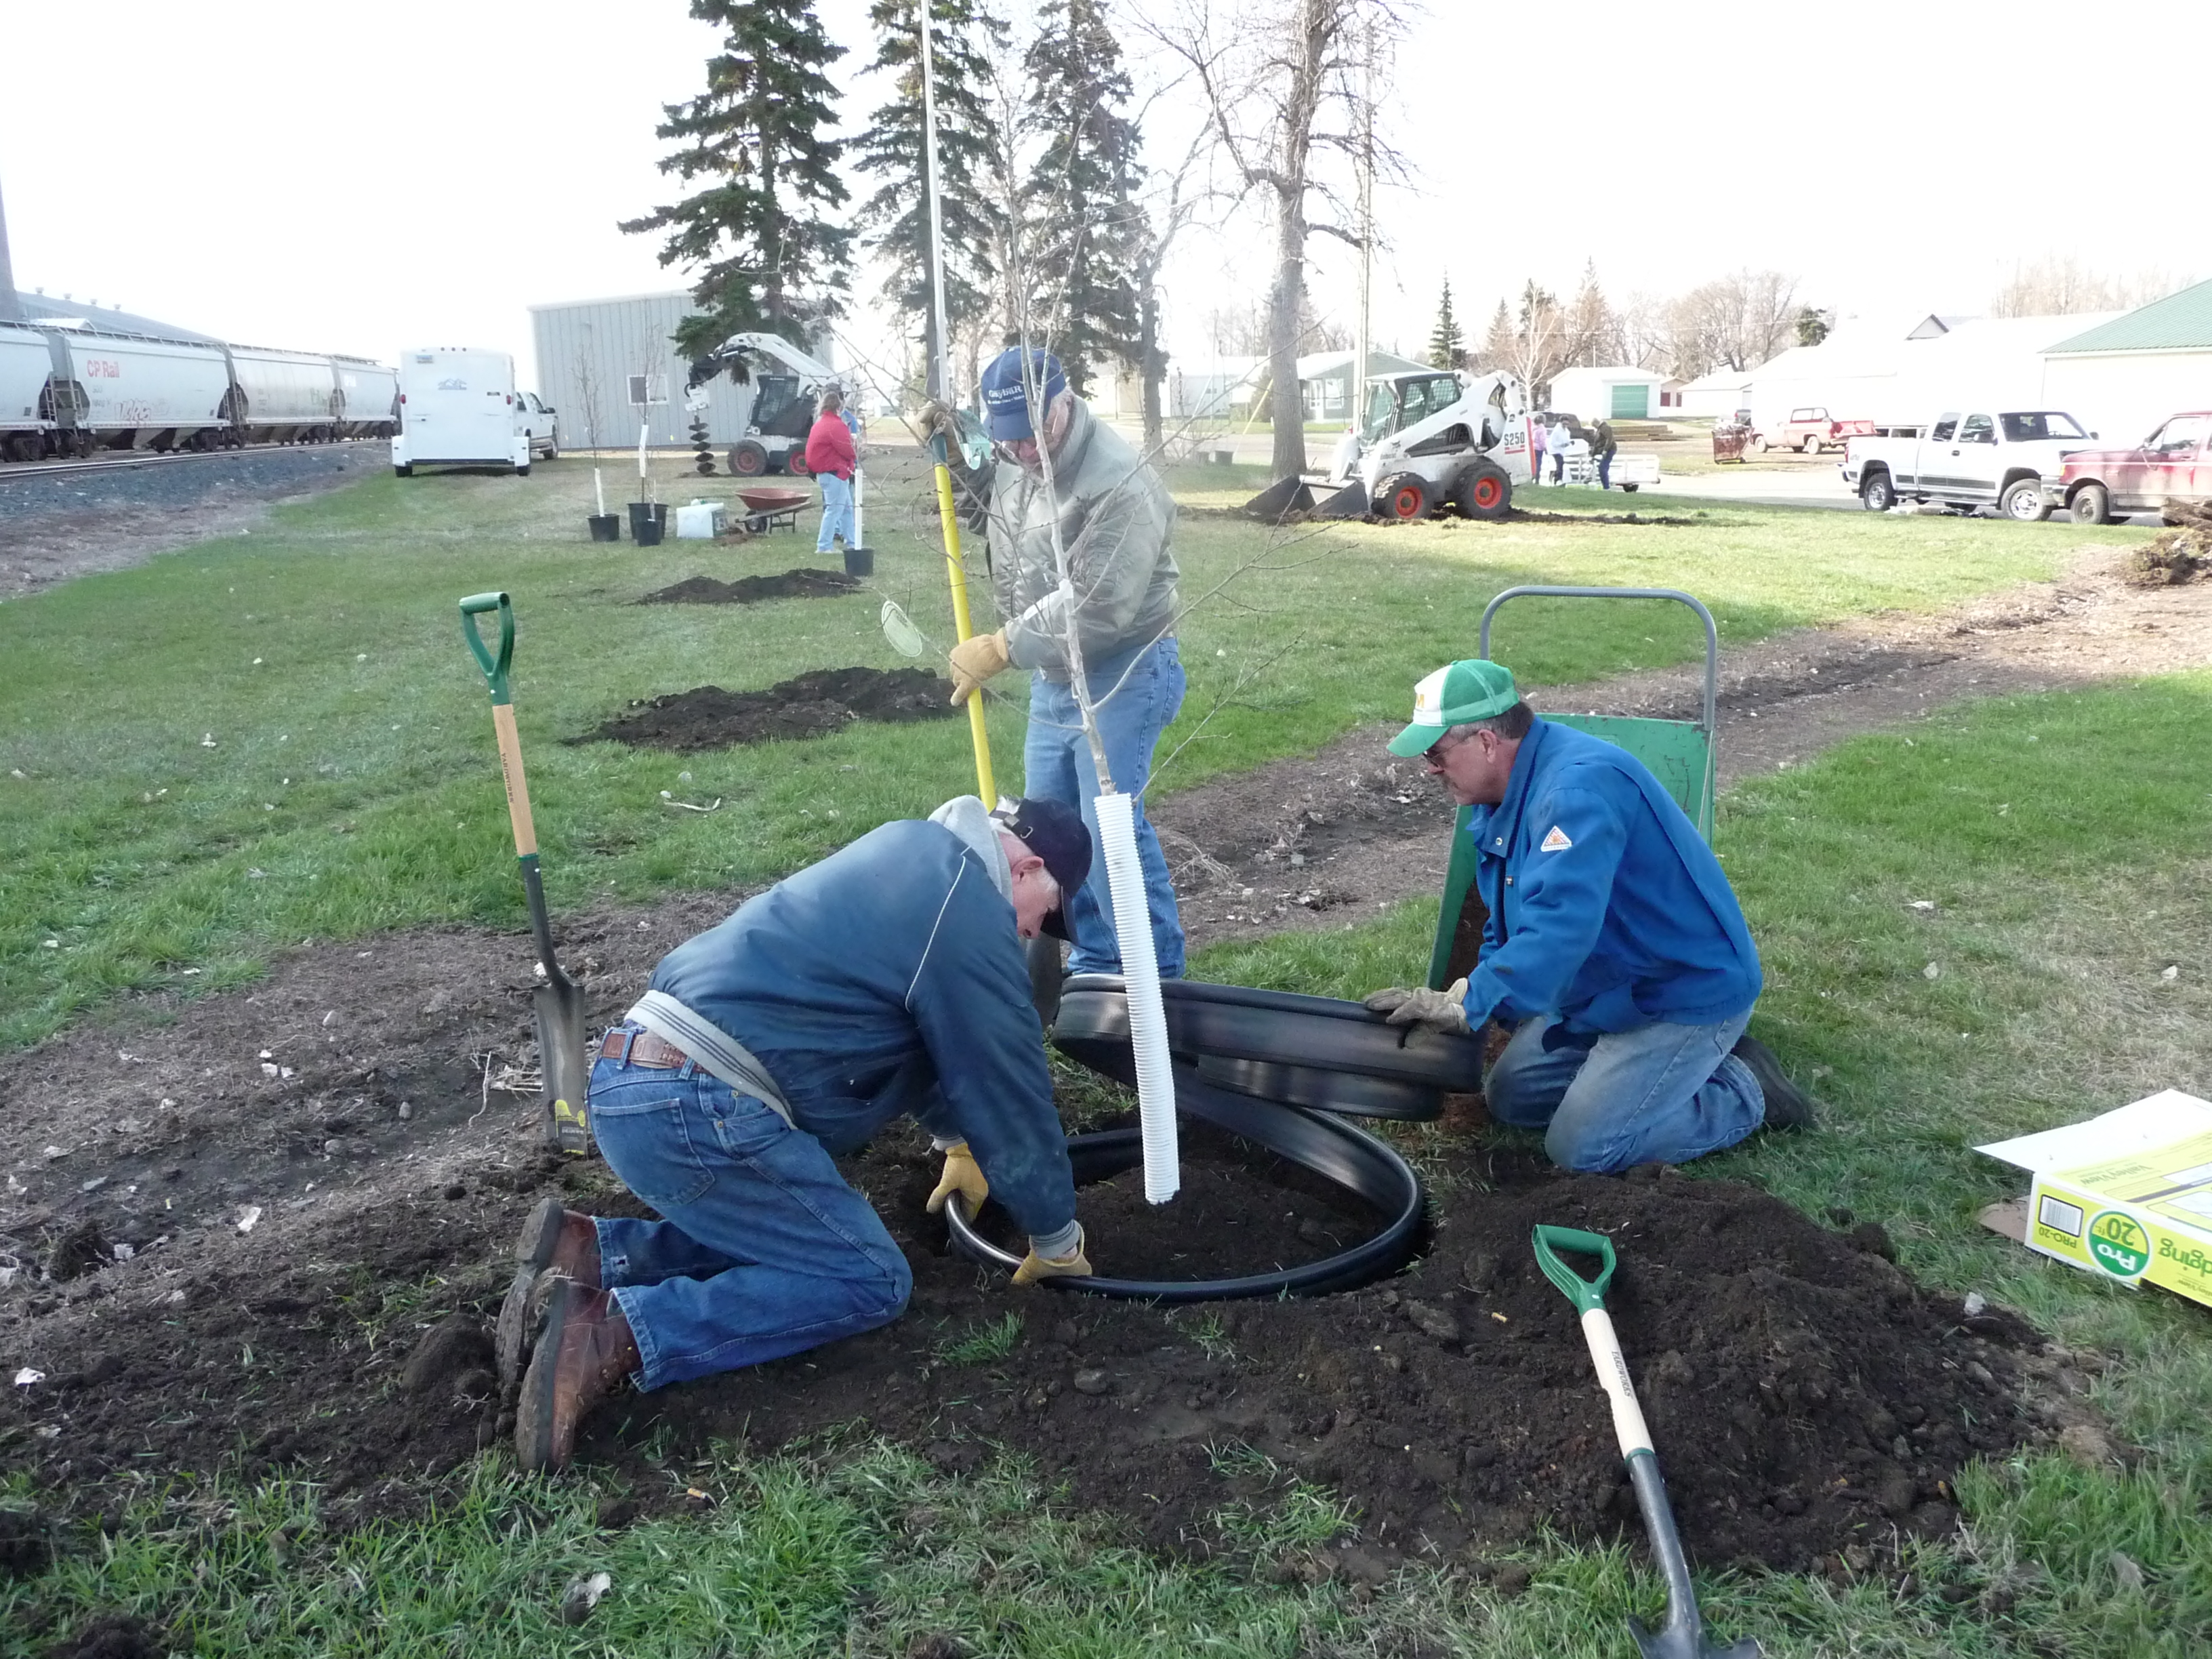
top-left (531, 290), bottom-right (842, 452)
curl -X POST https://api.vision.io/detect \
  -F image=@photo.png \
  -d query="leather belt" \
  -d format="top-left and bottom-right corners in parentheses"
top-left (598, 1027), bottom-right (690, 1069)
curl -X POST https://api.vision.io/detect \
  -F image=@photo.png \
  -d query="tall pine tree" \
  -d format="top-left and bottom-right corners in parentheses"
top-left (1428, 278), bottom-right (1465, 369)
top-left (1021, 0), bottom-right (1143, 398)
top-left (620, 1), bottom-right (852, 365)
top-left (852, 1), bottom-right (1008, 400)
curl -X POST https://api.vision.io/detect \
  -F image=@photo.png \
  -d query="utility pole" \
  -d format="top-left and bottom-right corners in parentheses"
top-left (1351, 7), bottom-right (1374, 434)
top-left (0, 173), bottom-right (22, 322)
top-left (918, 3), bottom-right (953, 403)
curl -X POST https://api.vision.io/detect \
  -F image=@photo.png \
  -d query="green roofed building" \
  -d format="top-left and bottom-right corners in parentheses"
top-left (2041, 278), bottom-right (2212, 446)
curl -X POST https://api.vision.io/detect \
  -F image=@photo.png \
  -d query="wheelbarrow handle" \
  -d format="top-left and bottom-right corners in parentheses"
top-left (459, 591), bottom-right (515, 705)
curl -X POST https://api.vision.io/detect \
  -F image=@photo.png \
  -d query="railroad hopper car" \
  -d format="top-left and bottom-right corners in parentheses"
top-left (0, 320), bottom-right (397, 462)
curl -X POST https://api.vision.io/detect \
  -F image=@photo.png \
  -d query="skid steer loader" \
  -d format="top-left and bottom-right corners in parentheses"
top-left (1341, 367), bottom-right (1538, 521)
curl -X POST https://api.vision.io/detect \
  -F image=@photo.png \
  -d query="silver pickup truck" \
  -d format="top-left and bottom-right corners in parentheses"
top-left (1839, 409), bottom-right (2097, 521)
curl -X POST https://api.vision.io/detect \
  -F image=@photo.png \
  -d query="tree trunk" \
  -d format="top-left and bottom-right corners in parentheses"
top-left (1139, 280), bottom-right (1164, 455)
top-left (1267, 185), bottom-right (1307, 479)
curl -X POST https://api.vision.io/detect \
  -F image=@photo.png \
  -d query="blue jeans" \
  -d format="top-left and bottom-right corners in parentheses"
top-left (1023, 636), bottom-right (1187, 977)
top-left (1484, 1011), bottom-right (1764, 1172)
top-left (815, 471), bottom-right (854, 552)
top-left (585, 1044), bottom-right (912, 1391)
top-left (1598, 452), bottom-right (1613, 489)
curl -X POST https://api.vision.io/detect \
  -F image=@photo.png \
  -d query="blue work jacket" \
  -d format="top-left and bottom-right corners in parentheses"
top-left (1461, 719), bottom-right (1761, 1036)
top-left (648, 820), bottom-right (1074, 1237)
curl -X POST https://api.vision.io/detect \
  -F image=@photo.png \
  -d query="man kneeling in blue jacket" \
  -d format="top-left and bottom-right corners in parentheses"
top-left (1364, 659), bottom-right (1814, 1172)
top-left (504, 796), bottom-right (1097, 1473)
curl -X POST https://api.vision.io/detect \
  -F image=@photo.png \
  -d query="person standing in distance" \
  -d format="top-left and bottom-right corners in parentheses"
top-left (806, 388), bottom-right (857, 556)
top-left (924, 348), bottom-right (1187, 981)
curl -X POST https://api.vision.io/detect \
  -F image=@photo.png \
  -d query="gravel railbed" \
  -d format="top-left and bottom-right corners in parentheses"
top-left (0, 441), bottom-right (388, 596)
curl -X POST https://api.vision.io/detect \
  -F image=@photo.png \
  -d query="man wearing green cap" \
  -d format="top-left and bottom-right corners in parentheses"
top-left (1364, 659), bottom-right (1813, 1172)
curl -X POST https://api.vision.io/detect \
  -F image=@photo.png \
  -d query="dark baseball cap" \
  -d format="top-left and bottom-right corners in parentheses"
top-left (979, 348), bottom-right (1067, 441)
top-left (993, 796), bottom-right (1091, 937)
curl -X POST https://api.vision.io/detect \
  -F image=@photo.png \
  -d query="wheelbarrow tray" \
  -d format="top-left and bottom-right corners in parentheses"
top-left (735, 487), bottom-right (811, 513)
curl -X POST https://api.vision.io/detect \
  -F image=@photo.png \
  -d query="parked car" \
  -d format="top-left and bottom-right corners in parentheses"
top-left (2044, 411), bottom-right (2211, 524)
top-left (1841, 408), bottom-right (2096, 520)
top-left (1753, 406), bottom-right (1873, 455)
top-left (517, 392), bottom-right (560, 461)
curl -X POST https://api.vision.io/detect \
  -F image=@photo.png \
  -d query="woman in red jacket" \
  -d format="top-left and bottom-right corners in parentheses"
top-left (805, 390), bottom-right (857, 554)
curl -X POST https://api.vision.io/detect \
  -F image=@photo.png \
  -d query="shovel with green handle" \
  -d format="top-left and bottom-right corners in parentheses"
top-left (460, 592), bottom-right (591, 1155)
top-left (1532, 1225), bottom-right (1760, 1659)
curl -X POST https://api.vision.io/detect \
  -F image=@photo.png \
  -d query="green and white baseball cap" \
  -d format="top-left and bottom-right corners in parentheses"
top-left (1387, 659), bottom-right (1520, 757)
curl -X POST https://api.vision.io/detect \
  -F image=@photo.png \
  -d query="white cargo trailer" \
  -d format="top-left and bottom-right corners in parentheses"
top-left (62, 331), bottom-right (230, 450)
top-left (392, 346), bottom-right (531, 476)
top-left (1, 322), bottom-right (53, 459)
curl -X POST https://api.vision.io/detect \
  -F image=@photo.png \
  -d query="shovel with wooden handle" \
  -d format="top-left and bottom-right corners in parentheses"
top-left (1532, 1225), bottom-right (1760, 1659)
top-left (460, 591), bottom-right (591, 1155)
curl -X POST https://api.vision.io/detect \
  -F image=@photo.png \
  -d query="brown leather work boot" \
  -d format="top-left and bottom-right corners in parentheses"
top-left (495, 1197), bottom-right (603, 1391)
top-left (515, 1278), bottom-right (640, 1474)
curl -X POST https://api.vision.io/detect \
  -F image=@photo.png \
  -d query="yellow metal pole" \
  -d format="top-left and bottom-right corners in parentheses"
top-left (932, 436), bottom-right (996, 802)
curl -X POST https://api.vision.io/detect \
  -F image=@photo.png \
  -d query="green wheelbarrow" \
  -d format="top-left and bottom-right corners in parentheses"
top-left (1427, 586), bottom-right (1720, 991)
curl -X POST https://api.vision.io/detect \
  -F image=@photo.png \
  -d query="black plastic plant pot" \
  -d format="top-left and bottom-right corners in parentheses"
top-left (943, 1064), bottom-right (1425, 1301)
top-left (628, 501), bottom-right (667, 546)
top-left (588, 514), bottom-right (621, 541)
top-left (843, 544), bottom-right (875, 578)
top-left (1052, 975), bottom-right (1485, 1121)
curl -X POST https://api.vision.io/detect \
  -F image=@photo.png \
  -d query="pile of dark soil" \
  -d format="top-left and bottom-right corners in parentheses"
top-left (975, 1122), bottom-right (1381, 1279)
top-left (574, 668), bottom-right (958, 752)
top-left (639, 569), bottom-right (861, 606)
top-left (633, 1134), bottom-right (2043, 1572)
top-left (1, 905), bottom-right (2080, 1582)
top-left (2128, 527), bottom-right (2208, 586)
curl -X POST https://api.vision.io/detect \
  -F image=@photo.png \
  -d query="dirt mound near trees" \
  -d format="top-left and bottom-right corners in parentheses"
top-left (638, 569), bottom-right (861, 606)
top-left (573, 668), bottom-right (960, 752)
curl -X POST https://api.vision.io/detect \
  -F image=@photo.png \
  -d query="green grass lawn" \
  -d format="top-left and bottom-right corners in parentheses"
top-left (9, 671), bottom-right (2207, 1655)
top-left (0, 450), bottom-right (2140, 1051)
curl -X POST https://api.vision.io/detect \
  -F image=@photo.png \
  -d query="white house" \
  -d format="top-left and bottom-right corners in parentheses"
top-left (1548, 365), bottom-right (1669, 421)
top-left (1296, 348), bottom-right (1433, 422)
top-left (2039, 279), bottom-right (2212, 445)
top-left (1678, 368), bottom-right (1752, 419)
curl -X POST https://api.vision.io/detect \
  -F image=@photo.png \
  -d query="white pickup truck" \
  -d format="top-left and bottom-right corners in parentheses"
top-left (1839, 408), bottom-right (2097, 521)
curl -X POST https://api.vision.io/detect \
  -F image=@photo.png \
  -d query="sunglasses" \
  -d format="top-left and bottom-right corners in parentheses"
top-left (1422, 728), bottom-right (1479, 765)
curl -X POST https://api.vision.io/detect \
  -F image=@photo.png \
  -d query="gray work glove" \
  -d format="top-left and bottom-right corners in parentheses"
top-left (1361, 977), bottom-right (1471, 1036)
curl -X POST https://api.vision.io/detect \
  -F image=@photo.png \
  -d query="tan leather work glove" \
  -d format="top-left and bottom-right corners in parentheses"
top-left (948, 629), bottom-right (1011, 704)
top-left (918, 399), bottom-right (958, 442)
top-left (924, 1142), bottom-right (989, 1221)
top-left (1012, 1225), bottom-right (1094, 1287)
top-left (1361, 977), bottom-right (1471, 1036)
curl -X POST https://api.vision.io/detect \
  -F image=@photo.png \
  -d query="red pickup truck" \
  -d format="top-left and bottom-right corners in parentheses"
top-left (1752, 405), bottom-right (1876, 455)
top-left (2045, 412), bottom-right (2212, 523)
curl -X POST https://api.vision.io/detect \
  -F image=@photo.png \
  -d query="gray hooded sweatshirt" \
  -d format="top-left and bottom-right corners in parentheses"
top-left (981, 398), bottom-right (1180, 681)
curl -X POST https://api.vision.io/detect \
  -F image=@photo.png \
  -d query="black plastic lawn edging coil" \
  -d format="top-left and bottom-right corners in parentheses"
top-left (943, 1065), bottom-right (1426, 1302)
top-left (1051, 975), bottom-right (1486, 1121)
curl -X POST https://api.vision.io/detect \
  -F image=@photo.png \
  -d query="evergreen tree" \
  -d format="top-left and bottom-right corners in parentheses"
top-left (853, 1), bottom-right (1008, 400)
top-left (1427, 277), bottom-right (1465, 369)
top-left (1795, 305), bottom-right (1832, 346)
top-left (1477, 298), bottom-right (1515, 371)
top-left (620, 1), bottom-right (852, 366)
top-left (1021, 0), bottom-right (1144, 398)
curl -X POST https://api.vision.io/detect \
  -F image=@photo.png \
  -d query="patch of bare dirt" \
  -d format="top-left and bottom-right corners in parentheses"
top-left (1155, 544), bottom-right (2212, 953)
top-left (0, 444), bottom-right (390, 597)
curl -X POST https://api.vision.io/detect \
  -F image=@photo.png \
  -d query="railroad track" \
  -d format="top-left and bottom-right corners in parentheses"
top-left (0, 441), bottom-right (384, 485)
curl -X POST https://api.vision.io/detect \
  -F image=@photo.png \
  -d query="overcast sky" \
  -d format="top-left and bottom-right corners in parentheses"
top-left (5, 0), bottom-right (2207, 388)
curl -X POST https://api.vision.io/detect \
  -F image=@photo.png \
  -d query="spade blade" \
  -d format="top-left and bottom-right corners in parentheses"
top-left (534, 974), bottom-right (592, 1155)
